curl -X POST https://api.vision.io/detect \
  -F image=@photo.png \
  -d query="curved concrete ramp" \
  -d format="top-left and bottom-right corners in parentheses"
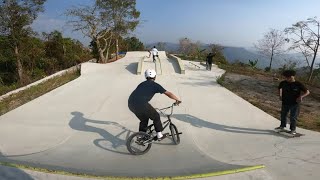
top-left (1, 51), bottom-right (320, 179)
top-left (0, 119), bottom-right (248, 177)
top-left (0, 51), bottom-right (249, 178)
top-left (142, 51), bottom-right (181, 76)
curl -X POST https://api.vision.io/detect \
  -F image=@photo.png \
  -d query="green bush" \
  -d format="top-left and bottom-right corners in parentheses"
top-left (0, 83), bottom-right (18, 96)
top-left (31, 68), bottom-right (46, 80)
top-left (216, 73), bottom-right (226, 85)
top-left (248, 59), bottom-right (258, 68)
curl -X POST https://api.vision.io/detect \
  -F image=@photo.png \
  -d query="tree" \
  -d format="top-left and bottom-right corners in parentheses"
top-left (66, 0), bottom-right (140, 63)
top-left (248, 59), bottom-right (259, 69)
top-left (124, 36), bottom-right (144, 51)
top-left (178, 38), bottom-right (205, 60)
top-left (45, 30), bottom-right (64, 63)
top-left (179, 37), bottom-right (192, 55)
top-left (190, 41), bottom-right (202, 59)
top-left (0, 0), bottom-right (46, 84)
top-left (97, 0), bottom-right (140, 60)
top-left (285, 17), bottom-right (320, 82)
top-left (0, 35), bottom-right (16, 84)
top-left (44, 30), bottom-right (91, 69)
top-left (22, 36), bottom-right (45, 78)
top-left (208, 44), bottom-right (228, 65)
top-left (66, 3), bottom-right (110, 63)
top-left (255, 29), bottom-right (286, 71)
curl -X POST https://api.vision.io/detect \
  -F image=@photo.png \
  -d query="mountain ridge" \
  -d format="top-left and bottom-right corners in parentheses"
top-left (146, 42), bottom-right (314, 69)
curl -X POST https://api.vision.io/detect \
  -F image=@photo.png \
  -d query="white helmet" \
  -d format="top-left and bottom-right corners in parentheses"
top-left (145, 69), bottom-right (156, 79)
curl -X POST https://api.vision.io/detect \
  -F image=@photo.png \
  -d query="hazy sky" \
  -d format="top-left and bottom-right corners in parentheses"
top-left (31, 0), bottom-right (320, 48)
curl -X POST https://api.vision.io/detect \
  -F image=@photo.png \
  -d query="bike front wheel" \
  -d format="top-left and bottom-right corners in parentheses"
top-left (170, 124), bottom-right (180, 145)
top-left (126, 132), bottom-right (152, 155)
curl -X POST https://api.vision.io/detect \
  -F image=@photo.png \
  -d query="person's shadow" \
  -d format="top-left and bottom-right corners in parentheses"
top-left (0, 152), bottom-right (34, 180)
top-left (69, 112), bottom-right (133, 155)
top-left (173, 114), bottom-right (286, 137)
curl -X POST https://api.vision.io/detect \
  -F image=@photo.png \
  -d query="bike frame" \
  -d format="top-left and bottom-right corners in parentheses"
top-left (128, 103), bottom-right (181, 153)
top-left (147, 103), bottom-right (176, 134)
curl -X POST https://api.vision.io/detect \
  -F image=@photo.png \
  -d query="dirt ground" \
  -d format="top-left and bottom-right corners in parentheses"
top-left (222, 72), bottom-right (320, 132)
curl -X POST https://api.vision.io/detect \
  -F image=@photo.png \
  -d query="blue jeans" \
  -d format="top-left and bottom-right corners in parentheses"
top-left (280, 104), bottom-right (300, 131)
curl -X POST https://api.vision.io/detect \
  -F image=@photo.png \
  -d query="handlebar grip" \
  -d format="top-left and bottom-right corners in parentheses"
top-left (173, 101), bottom-right (182, 106)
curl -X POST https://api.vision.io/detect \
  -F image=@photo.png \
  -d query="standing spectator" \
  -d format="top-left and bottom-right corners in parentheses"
top-left (275, 70), bottom-right (310, 135)
top-left (206, 52), bottom-right (214, 71)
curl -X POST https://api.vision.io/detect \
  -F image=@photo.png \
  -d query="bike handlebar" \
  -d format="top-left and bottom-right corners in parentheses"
top-left (157, 101), bottom-right (181, 116)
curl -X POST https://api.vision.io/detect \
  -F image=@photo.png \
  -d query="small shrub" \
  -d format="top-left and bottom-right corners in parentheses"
top-left (216, 73), bottom-right (226, 85)
top-left (248, 59), bottom-right (258, 68)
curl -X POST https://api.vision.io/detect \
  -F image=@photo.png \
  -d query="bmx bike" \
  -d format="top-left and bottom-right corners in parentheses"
top-left (126, 102), bottom-right (182, 155)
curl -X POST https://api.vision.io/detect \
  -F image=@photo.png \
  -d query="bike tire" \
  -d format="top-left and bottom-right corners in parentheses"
top-left (170, 124), bottom-right (180, 145)
top-left (126, 132), bottom-right (152, 155)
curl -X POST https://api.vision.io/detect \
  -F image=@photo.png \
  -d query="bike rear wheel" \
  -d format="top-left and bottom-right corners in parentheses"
top-left (126, 132), bottom-right (152, 155)
top-left (170, 124), bottom-right (180, 145)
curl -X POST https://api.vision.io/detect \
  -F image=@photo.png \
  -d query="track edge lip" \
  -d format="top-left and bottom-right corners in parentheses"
top-left (0, 161), bottom-right (265, 180)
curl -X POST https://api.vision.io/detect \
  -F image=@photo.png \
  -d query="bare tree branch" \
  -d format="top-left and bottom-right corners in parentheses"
top-left (285, 17), bottom-right (320, 81)
top-left (255, 29), bottom-right (286, 70)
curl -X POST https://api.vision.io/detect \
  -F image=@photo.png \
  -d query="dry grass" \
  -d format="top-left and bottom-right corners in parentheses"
top-left (0, 70), bottom-right (80, 116)
top-left (107, 54), bottom-right (126, 63)
top-left (218, 64), bottom-right (320, 132)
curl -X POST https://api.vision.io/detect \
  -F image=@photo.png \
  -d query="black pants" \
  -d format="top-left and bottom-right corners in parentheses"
top-left (153, 55), bottom-right (158, 62)
top-left (207, 62), bottom-right (212, 70)
top-left (129, 103), bottom-right (163, 132)
top-left (280, 104), bottom-right (300, 131)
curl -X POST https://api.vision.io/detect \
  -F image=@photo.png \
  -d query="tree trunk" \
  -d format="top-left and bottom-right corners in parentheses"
top-left (308, 37), bottom-right (319, 81)
top-left (308, 67), bottom-right (314, 82)
top-left (116, 38), bottom-right (119, 60)
top-left (308, 52), bottom-right (317, 82)
top-left (105, 37), bottom-right (112, 62)
top-left (269, 51), bottom-right (274, 71)
top-left (96, 39), bottom-right (106, 63)
top-left (14, 45), bottom-right (24, 84)
top-left (99, 49), bottom-right (106, 63)
top-left (305, 56), bottom-right (310, 68)
top-left (105, 48), bottom-right (110, 62)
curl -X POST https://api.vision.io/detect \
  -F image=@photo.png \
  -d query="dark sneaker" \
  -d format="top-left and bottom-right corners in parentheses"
top-left (157, 133), bottom-right (169, 141)
top-left (153, 136), bottom-right (158, 141)
top-left (137, 135), bottom-right (149, 142)
top-left (275, 127), bottom-right (285, 131)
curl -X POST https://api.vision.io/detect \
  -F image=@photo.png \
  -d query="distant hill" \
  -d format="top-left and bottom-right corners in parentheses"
top-left (145, 42), bottom-right (179, 52)
top-left (146, 42), bottom-right (318, 69)
top-left (222, 46), bottom-right (270, 68)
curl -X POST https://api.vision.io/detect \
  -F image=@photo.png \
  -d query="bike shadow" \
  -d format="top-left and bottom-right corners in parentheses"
top-left (69, 112), bottom-right (133, 155)
top-left (173, 114), bottom-right (288, 138)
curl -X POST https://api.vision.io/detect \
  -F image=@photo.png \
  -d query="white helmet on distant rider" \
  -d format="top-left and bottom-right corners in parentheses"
top-left (145, 69), bottom-right (156, 79)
